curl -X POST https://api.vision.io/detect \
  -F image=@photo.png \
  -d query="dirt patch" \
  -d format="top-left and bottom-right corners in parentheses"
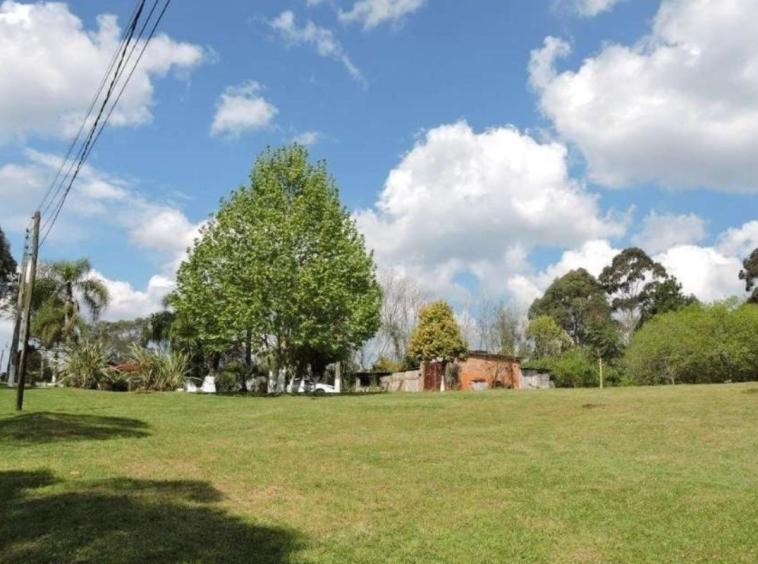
top-left (581, 403), bottom-right (603, 409)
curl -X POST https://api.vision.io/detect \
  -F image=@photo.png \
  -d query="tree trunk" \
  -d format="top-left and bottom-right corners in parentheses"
top-left (334, 362), bottom-right (342, 393)
top-left (240, 329), bottom-right (252, 392)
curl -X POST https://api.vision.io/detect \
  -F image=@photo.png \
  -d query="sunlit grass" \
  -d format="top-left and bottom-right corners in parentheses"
top-left (1, 384), bottom-right (757, 562)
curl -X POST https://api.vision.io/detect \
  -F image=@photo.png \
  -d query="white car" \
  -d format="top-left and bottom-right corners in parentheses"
top-left (286, 377), bottom-right (338, 395)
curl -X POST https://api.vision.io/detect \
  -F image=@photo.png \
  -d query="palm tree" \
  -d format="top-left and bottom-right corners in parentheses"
top-left (37, 259), bottom-right (110, 344)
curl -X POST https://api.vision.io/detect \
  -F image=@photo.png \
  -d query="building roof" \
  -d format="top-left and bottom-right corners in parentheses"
top-left (465, 350), bottom-right (521, 363)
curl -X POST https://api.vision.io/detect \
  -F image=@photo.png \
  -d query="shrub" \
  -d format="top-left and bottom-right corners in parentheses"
top-left (624, 302), bottom-right (758, 385)
top-left (214, 371), bottom-right (239, 393)
top-left (549, 348), bottom-right (598, 388)
top-left (128, 346), bottom-right (188, 392)
top-left (61, 341), bottom-right (110, 389)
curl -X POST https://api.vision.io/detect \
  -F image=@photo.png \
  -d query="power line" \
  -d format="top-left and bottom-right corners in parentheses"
top-left (40, 0), bottom-right (173, 248)
top-left (37, 0), bottom-right (146, 218)
top-left (39, 0), bottom-right (147, 245)
top-left (37, 1), bottom-right (147, 214)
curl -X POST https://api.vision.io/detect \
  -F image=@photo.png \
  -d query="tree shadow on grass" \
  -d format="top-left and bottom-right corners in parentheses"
top-left (0, 412), bottom-right (149, 444)
top-left (0, 470), bottom-right (304, 563)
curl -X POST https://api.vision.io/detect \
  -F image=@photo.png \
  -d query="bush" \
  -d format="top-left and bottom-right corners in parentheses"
top-left (128, 346), bottom-right (188, 392)
top-left (214, 370), bottom-right (240, 393)
top-left (549, 348), bottom-right (598, 388)
top-left (524, 347), bottom-right (627, 388)
top-left (625, 302), bottom-right (758, 385)
top-left (61, 341), bottom-right (110, 389)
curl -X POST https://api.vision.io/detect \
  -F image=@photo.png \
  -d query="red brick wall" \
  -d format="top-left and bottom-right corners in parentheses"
top-left (457, 356), bottom-right (521, 390)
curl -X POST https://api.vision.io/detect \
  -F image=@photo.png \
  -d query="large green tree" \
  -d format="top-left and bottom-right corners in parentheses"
top-left (0, 225), bottom-right (16, 300)
top-left (739, 248), bottom-right (758, 304)
top-left (528, 269), bottom-right (612, 347)
top-left (172, 145), bottom-right (381, 389)
top-left (599, 247), bottom-right (693, 335)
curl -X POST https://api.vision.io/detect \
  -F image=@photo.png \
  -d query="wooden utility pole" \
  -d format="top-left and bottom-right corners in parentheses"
top-left (598, 356), bottom-right (604, 389)
top-left (16, 212), bottom-right (40, 411)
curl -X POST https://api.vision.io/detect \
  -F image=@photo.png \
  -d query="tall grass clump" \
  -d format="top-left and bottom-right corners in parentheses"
top-left (128, 345), bottom-right (188, 392)
top-left (61, 340), bottom-right (110, 389)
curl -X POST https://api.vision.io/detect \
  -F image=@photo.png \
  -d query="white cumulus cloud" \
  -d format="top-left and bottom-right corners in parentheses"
top-left (210, 81), bottom-right (278, 138)
top-left (355, 121), bottom-right (626, 299)
top-left (655, 245), bottom-right (746, 303)
top-left (0, 151), bottom-right (203, 277)
top-left (633, 212), bottom-right (708, 255)
top-left (339, 0), bottom-right (426, 29)
top-left (530, 0), bottom-right (758, 192)
top-left (0, 0), bottom-right (206, 143)
top-left (91, 272), bottom-right (176, 322)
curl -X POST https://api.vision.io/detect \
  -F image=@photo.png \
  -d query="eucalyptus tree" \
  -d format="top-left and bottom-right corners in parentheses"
top-left (599, 247), bottom-right (692, 339)
top-left (172, 145), bottom-right (381, 391)
top-left (528, 268), bottom-right (612, 347)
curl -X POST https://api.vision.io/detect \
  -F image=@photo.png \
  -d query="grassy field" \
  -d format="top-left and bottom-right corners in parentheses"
top-left (1, 384), bottom-right (757, 563)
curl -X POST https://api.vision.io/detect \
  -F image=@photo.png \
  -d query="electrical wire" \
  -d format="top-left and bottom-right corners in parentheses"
top-left (37, 0), bottom-right (146, 218)
top-left (39, 0), bottom-right (173, 248)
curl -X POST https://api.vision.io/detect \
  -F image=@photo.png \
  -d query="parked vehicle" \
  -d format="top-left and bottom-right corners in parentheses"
top-left (286, 377), bottom-right (338, 395)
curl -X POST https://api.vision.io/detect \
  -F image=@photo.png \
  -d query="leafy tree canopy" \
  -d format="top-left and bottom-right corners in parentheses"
top-left (624, 301), bottom-right (758, 385)
top-left (31, 259), bottom-right (109, 347)
top-left (0, 225), bottom-right (17, 300)
top-left (172, 145), bottom-right (381, 376)
top-left (600, 247), bottom-right (693, 332)
top-left (407, 300), bottom-right (467, 363)
top-left (525, 315), bottom-right (572, 359)
top-left (528, 268), bottom-right (611, 347)
top-left (739, 248), bottom-right (758, 304)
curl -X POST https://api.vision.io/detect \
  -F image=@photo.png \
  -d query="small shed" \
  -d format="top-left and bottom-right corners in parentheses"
top-left (420, 352), bottom-right (522, 391)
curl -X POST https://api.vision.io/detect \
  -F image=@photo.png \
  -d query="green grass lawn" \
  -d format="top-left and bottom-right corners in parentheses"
top-left (1, 384), bottom-right (757, 563)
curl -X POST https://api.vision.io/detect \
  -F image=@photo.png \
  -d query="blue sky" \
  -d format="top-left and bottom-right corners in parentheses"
top-left (1, 0), bottom-right (757, 346)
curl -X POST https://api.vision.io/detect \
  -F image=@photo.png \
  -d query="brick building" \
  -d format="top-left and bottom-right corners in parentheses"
top-left (418, 351), bottom-right (522, 391)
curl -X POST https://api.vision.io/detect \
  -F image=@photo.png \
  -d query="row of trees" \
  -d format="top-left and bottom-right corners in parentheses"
top-left (3, 144), bottom-right (756, 391)
top-left (524, 247), bottom-right (758, 386)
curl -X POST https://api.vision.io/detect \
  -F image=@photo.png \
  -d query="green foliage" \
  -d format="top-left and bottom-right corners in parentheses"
top-left (639, 276), bottom-right (697, 323)
top-left (88, 319), bottom-right (150, 361)
top-left (625, 302), bottom-right (758, 385)
top-left (31, 259), bottom-right (110, 346)
top-left (213, 371), bottom-right (239, 393)
top-left (372, 356), bottom-right (405, 373)
top-left (529, 268), bottom-right (612, 346)
top-left (0, 224), bottom-right (16, 300)
top-left (525, 347), bottom-right (627, 388)
top-left (546, 348), bottom-right (599, 388)
top-left (599, 247), bottom-right (696, 334)
top-left (61, 341), bottom-right (110, 389)
top-left (127, 346), bottom-right (189, 392)
top-left (173, 145), bottom-right (381, 376)
top-left (739, 248), bottom-right (758, 304)
top-left (407, 301), bottom-right (467, 363)
top-left (525, 315), bottom-right (572, 359)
